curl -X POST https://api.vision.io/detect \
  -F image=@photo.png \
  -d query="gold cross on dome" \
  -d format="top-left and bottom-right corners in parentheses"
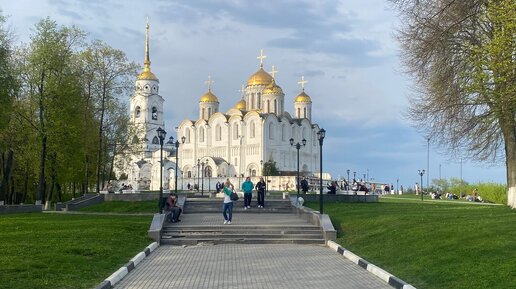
top-left (238, 84), bottom-right (245, 98)
top-left (205, 75), bottom-right (214, 91)
top-left (269, 65), bottom-right (278, 78)
top-left (257, 49), bottom-right (267, 67)
top-left (298, 75), bottom-right (308, 90)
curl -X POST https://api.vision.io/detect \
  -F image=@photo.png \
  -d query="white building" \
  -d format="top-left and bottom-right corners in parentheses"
top-left (117, 22), bottom-right (324, 191)
top-left (177, 51), bottom-right (323, 187)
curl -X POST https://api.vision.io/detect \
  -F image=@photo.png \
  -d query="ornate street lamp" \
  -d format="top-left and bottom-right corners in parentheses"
top-left (418, 169), bottom-right (425, 201)
top-left (197, 158), bottom-right (200, 194)
top-left (290, 137), bottom-right (307, 204)
top-left (201, 160), bottom-right (205, 196)
top-left (317, 128), bottom-right (325, 214)
top-left (169, 135), bottom-right (186, 195)
top-left (156, 127), bottom-right (167, 213)
top-left (346, 169), bottom-right (350, 192)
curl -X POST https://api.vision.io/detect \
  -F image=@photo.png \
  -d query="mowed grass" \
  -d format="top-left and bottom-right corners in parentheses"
top-left (79, 200), bottom-right (158, 213)
top-left (0, 213), bottom-right (152, 289)
top-left (307, 197), bottom-right (516, 289)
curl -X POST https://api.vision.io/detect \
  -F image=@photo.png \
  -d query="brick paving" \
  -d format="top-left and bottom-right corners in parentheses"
top-left (113, 211), bottom-right (392, 289)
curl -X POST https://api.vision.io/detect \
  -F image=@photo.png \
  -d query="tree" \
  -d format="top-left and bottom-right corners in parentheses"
top-left (263, 160), bottom-right (279, 176)
top-left (391, 0), bottom-right (516, 207)
top-left (80, 40), bottom-right (138, 193)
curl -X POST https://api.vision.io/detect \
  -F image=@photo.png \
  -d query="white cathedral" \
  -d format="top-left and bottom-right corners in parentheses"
top-left (116, 21), bottom-right (324, 191)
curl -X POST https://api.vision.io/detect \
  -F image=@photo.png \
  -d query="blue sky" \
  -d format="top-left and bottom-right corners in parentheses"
top-left (1, 0), bottom-right (506, 188)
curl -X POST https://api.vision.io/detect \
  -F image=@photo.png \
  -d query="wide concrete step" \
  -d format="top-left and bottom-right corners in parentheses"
top-left (163, 233), bottom-right (323, 239)
top-left (162, 225), bottom-right (321, 231)
top-left (160, 238), bottom-right (326, 245)
top-left (163, 228), bottom-right (322, 234)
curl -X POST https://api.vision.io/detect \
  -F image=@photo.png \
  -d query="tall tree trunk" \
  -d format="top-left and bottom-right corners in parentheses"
top-left (83, 155), bottom-right (89, 195)
top-left (96, 88), bottom-right (107, 194)
top-left (72, 182), bottom-right (76, 198)
top-left (22, 165), bottom-right (28, 204)
top-left (503, 122), bottom-right (516, 208)
top-left (10, 176), bottom-right (15, 204)
top-left (109, 142), bottom-right (117, 184)
top-left (38, 135), bottom-right (47, 203)
top-left (0, 149), bottom-right (14, 204)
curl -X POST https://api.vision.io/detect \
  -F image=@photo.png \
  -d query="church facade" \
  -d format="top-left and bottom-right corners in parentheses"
top-left (117, 22), bottom-right (323, 191)
top-left (177, 51), bottom-right (323, 186)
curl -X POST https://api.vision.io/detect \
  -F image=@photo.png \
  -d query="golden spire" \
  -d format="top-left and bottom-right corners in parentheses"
top-left (257, 49), bottom-right (267, 68)
top-left (269, 65), bottom-right (278, 79)
top-left (144, 16), bottom-right (151, 72)
top-left (298, 75), bottom-right (308, 91)
top-left (137, 17), bottom-right (158, 81)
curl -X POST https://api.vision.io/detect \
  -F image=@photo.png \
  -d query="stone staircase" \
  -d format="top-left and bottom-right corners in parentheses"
top-left (182, 199), bottom-right (293, 214)
top-left (160, 199), bottom-right (325, 245)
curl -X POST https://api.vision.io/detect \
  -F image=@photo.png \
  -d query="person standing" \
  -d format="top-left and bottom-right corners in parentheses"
top-left (222, 182), bottom-right (233, 224)
top-left (255, 177), bottom-right (266, 208)
top-left (242, 177), bottom-right (254, 209)
top-left (300, 177), bottom-right (309, 194)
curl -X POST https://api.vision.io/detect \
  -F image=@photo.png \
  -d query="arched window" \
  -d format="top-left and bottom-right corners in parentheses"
top-left (216, 124), bottom-right (222, 141)
top-left (204, 166), bottom-right (212, 177)
top-left (152, 107), bottom-right (158, 120)
top-left (250, 121), bottom-right (255, 138)
top-left (199, 127), bottom-right (205, 142)
top-left (135, 106), bottom-right (141, 118)
top-left (233, 124), bottom-right (239, 140)
top-left (274, 99), bottom-right (277, 113)
top-left (268, 123), bottom-right (274, 140)
top-left (186, 128), bottom-right (191, 143)
top-left (297, 108), bottom-right (301, 118)
top-left (303, 107), bottom-right (307, 118)
top-left (201, 108), bottom-right (205, 119)
top-left (250, 94), bottom-right (254, 110)
top-left (208, 107), bottom-right (212, 118)
top-left (152, 136), bottom-right (159, 144)
top-left (187, 171), bottom-right (192, 178)
top-left (251, 169), bottom-right (256, 177)
top-left (266, 100), bottom-right (270, 113)
top-left (257, 93), bottom-right (261, 109)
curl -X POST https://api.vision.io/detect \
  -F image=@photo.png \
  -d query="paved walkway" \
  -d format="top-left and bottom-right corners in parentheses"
top-left (114, 212), bottom-right (392, 289)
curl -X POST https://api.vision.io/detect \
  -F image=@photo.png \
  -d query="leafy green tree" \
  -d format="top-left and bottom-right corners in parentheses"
top-left (391, 0), bottom-right (516, 207)
top-left (263, 160), bottom-right (279, 176)
top-left (80, 40), bottom-right (138, 193)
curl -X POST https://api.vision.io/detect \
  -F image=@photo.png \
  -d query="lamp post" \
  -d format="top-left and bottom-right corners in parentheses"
top-left (197, 159), bottom-right (200, 194)
top-left (346, 169), bottom-right (350, 191)
top-left (290, 137), bottom-right (307, 204)
top-left (353, 171), bottom-right (356, 181)
top-left (396, 178), bottom-right (399, 194)
top-left (418, 169), bottom-right (425, 201)
top-left (156, 127), bottom-right (167, 213)
top-left (201, 160), bottom-right (205, 196)
top-left (317, 128), bottom-right (325, 214)
top-left (170, 136), bottom-right (186, 195)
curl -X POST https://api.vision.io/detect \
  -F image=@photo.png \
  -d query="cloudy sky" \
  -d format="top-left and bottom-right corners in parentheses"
top-left (1, 0), bottom-right (506, 189)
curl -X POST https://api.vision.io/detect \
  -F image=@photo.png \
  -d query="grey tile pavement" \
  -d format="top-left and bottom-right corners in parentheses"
top-left (114, 244), bottom-right (392, 289)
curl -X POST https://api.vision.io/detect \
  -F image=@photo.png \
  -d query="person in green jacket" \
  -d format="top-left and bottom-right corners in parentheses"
top-left (242, 177), bottom-right (254, 209)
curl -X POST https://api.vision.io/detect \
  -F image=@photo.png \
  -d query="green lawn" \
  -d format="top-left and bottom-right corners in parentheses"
top-left (307, 198), bottom-right (516, 289)
top-left (0, 213), bottom-right (152, 289)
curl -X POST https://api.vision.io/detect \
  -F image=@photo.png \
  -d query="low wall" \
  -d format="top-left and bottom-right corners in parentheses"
top-left (301, 193), bottom-right (378, 203)
top-left (104, 193), bottom-right (160, 202)
top-left (66, 195), bottom-right (104, 211)
top-left (0, 204), bottom-right (42, 214)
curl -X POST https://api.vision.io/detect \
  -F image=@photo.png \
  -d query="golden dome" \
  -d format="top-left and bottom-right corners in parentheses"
top-left (247, 67), bottom-right (273, 86)
top-left (138, 69), bottom-right (159, 81)
top-left (234, 99), bottom-right (246, 110)
top-left (200, 90), bottom-right (219, 103)
top-left (263, 79), bottom-right (284, 95)
top-left (295, 90), bottom-right (312, 103)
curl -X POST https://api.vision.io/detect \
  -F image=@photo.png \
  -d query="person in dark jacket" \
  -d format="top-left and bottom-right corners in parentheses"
top-left (255, 177), bottom-right (266, 208)
top-left (300, 177), bottom-right (309, 194)
top-left (327, 182), bottom-right (337, 194)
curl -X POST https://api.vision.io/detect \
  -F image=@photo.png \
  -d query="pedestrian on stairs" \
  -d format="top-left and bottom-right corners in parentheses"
top-left (255, 177), bottom-right (266, 208)
top-left (242, 177), bottom-right (254, 209)
top-left (222, 181), bottom-right (233, 224)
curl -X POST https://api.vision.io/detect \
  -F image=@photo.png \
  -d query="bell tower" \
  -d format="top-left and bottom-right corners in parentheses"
top-left (129, 17), bottom-right (165, 155)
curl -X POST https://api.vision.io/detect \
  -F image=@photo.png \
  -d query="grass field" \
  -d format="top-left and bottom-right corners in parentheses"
top-left (0, 213), bottom-right (152, 289)
top-left (307, 196), bottom-right (516, 289)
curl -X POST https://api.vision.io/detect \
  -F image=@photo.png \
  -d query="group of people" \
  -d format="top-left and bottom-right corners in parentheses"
top-left (219, 177), bottom-right (267, 224)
